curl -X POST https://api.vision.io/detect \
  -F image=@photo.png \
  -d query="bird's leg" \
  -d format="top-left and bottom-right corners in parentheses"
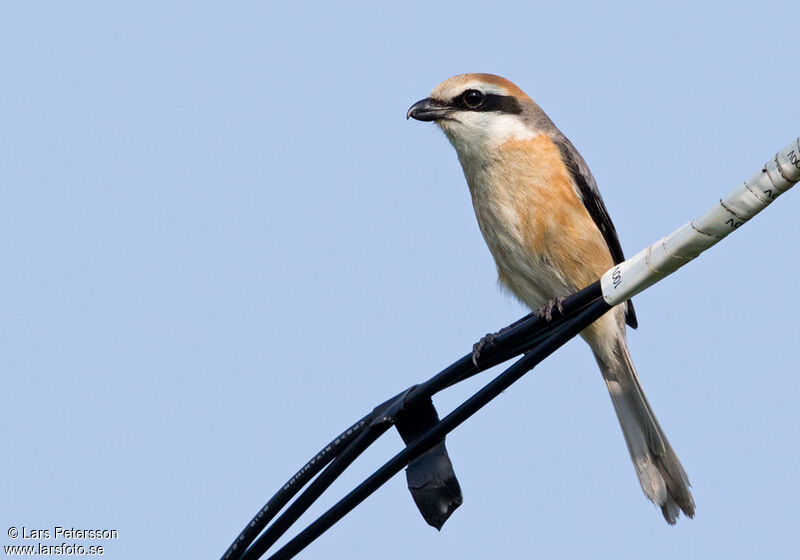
top-left (536, 296), bottom-right (566, 323)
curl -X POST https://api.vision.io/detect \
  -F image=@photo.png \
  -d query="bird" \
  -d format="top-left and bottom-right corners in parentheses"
top-left (407, 73), bottom-right (694, 523)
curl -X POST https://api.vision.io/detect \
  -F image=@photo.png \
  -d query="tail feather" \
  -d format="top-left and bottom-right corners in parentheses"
top-left (594, 335), bottom-right (695, 524)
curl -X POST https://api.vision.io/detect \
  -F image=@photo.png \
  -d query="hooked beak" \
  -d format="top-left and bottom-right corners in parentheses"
top-left (406, 97), bottom-right (454, 122)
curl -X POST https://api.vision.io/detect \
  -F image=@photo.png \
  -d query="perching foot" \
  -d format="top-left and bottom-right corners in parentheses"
top-left (472, 332), bottom-right (499, 368)
top-left (536, 296), bottom-right (566, 323)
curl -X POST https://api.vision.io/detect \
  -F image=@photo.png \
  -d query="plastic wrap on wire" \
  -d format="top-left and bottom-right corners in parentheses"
top-left (601, 139), bottom-right (800, 304)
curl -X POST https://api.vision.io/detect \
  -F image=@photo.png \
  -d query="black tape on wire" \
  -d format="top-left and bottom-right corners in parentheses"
top-left (395, 396), bottom-right (462, 529)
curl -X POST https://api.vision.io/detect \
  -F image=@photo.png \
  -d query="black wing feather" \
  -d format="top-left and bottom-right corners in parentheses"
top-left (554, 135), bottom-right (638, 329)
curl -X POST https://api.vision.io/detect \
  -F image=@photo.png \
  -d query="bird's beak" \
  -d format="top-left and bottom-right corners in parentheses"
top-left (406, 97), bottom-right (453, 121)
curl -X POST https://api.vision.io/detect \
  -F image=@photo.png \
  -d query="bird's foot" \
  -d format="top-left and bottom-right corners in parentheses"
top-left (472, 332), bottom-right (499, 368)
top-left (536, 297), bottom-right (566, 323)
top-left (471, 312), bottom-right (539, 367)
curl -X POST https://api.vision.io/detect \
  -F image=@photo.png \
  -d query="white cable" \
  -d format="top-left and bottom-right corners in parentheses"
top-left (601, 138), bottom-right (800, 306)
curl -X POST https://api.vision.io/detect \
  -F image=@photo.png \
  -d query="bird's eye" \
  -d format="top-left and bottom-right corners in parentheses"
top-left (462, 89), bottom-right (484, 109)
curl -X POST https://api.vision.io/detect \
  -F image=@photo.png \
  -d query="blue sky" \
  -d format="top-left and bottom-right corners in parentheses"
top-left (2, 2), bottom-right (798, 559)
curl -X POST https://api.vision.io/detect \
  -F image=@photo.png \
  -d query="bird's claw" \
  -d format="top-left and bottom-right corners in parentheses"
top-left (472, 333), bottom-right (498, 368)
top-left (537, 297), bottom-right (566, 323)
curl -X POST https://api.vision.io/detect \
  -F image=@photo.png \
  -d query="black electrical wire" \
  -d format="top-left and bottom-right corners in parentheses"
top-left (240, 421), bottom-right (391, 559)
top-left (223, 281), bottom-right (609, 560)
top-left (220, 414), bottom-right (373, 560)
top-left (262, 297), bottom-right (610, 560)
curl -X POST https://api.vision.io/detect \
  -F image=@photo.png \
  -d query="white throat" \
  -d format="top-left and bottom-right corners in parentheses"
top-left (437, 112), bottom-right (538, 162)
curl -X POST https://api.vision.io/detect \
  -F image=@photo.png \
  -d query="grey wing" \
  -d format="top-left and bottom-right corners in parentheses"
top-left (553, 134), bottom-right (638, 329)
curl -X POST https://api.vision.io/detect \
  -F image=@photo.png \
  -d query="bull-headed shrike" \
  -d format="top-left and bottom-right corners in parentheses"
top-left (408, 73), bottom-right (694, 523)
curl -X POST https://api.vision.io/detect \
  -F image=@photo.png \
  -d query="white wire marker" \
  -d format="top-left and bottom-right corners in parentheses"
top-left (601, 138), bottom-right (800, 306)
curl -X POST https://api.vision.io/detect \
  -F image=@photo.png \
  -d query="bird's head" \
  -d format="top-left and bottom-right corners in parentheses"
top-left (407, 73), bottom-right (550, 158)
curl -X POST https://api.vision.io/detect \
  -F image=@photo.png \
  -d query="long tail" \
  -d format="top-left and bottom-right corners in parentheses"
top-left (593, 334), bottom-right (695, 523)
